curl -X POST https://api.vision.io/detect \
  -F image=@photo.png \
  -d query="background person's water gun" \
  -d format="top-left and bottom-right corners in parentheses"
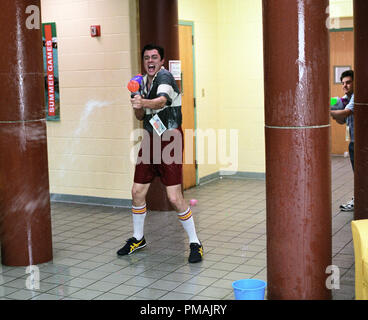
top-left (330, 96), bottom-right (347, 110)
top-left (127, 74), bottom-right (143, 98)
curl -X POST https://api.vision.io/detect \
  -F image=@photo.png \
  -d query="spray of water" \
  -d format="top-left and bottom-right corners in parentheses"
top-left (74, 100), bottom-right (112, 136)
top-left (50, 99), bottom-right (113, 201)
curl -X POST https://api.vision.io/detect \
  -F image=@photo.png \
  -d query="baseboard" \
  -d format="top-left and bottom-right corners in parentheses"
top-left (50, 193), bottom-right (132, 208)
top-left (199, 171), bottom-right (265, 185)
top-left (198, 172), bottom-right (221, 185)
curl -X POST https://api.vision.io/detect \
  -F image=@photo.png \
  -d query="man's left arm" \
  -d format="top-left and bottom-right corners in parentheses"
top-left (331, 94), bottom-right (354, 122)
top-left (331, 108), bottom-right (352, 122)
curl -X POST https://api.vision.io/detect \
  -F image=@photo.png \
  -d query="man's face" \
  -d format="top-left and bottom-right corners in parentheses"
top-left (341, 76), bottom-right (354, 96)
top-left (143, 49), bottom-right (164, 78)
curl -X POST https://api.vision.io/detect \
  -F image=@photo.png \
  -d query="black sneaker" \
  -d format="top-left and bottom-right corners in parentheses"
top-left (117, 237), bottom-right (146, 256)
top-left (188, 242), bottom-right (203, 263)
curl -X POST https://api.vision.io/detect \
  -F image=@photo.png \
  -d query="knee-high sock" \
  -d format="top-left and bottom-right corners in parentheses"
top-left (177, 207), bottom-right (200, 244)
top-left (132, 204), bottom-right (146, 241)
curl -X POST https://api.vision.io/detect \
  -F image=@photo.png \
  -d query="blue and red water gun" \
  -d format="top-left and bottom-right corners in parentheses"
top-left (127, 74), bottom-right (144, 98)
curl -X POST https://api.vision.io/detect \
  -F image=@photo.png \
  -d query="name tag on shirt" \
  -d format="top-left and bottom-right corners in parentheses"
top-left (149, 114), bottom-right (167, 136)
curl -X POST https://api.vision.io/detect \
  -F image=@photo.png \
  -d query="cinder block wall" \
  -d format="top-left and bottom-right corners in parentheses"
top-left (41, 0), bottom-right (139, 201)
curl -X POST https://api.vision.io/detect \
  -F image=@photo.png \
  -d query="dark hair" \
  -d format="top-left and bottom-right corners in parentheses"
top-left (141, 44), bottom-right (164, 60)
top-left (340, 70), bottom-right (354, 82)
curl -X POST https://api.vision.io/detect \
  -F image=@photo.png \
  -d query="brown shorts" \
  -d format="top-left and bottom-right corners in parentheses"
top-left (134, 128), bottom-right (183, 186)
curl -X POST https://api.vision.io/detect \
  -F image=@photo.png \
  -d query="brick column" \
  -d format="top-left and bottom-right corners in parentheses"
top-left (263, 0), bottom-right (331, 299)
top-left (0, 0), bottom-right (53, 266)
top-left (354, 0), bottom-right (368, 220)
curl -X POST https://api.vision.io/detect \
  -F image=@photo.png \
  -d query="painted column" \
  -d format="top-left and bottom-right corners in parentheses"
top-left (263, 0), bottom-right (331, 299)
top-left (138, 0), bottom-right (180, 211)
top-left (354, 0), bottom-right (368, 220)
top-left (0, 0), bottom-right (53, 266)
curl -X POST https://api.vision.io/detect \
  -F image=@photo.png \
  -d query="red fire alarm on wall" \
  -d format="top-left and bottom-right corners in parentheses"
top-left (90, 25), bottom-right (101, 37)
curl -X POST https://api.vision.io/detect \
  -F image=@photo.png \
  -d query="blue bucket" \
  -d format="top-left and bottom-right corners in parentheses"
top-left (232, 279), bottom-right (266, 300)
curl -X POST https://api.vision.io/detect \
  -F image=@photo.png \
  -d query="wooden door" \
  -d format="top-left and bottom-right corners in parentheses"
top-left (329, 30), bottom-right (354, 155)
top-left (179, 23), bottom-right (196, 190)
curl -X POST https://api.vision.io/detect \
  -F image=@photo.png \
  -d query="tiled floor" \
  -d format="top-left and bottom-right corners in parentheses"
top-left (0, 155), bottom-right (356, 300)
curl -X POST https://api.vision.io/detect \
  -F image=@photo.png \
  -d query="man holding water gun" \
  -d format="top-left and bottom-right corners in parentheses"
top-left (117, 44), bottom-right (203, 263)
top-left (330, 70), bottom-right (355, 212)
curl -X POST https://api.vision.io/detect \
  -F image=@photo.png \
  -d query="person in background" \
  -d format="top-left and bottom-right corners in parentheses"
top-left (331, 70), bottom-right (355, 212)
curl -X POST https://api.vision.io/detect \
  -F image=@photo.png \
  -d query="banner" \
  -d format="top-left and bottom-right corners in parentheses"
top-left (42, 23), bottom-right (60, 121)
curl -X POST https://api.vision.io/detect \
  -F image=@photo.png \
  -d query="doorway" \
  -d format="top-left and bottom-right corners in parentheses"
top-left (179, 21), bottom-right (197, 190)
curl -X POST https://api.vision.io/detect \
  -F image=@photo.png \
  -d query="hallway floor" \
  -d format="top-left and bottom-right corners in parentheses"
top-left (0, 156), bottom-right (355, 300)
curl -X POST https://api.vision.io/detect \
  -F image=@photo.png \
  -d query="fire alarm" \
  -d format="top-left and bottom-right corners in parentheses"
top-left (90, 25), bottom-right (101, 37)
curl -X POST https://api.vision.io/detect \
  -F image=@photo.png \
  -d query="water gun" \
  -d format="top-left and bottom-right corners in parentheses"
top-left (330, 97), bottom-right (345, 110)
top-left (331, 97), bottom-right (339, 106)
top-left (127, 74), bottom-right (143, 98)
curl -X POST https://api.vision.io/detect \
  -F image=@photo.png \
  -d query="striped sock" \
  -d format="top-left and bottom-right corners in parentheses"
top-left (132, 204), bottom-right (147, 241)
top-left (177, 207), bottom-right (200, 244)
